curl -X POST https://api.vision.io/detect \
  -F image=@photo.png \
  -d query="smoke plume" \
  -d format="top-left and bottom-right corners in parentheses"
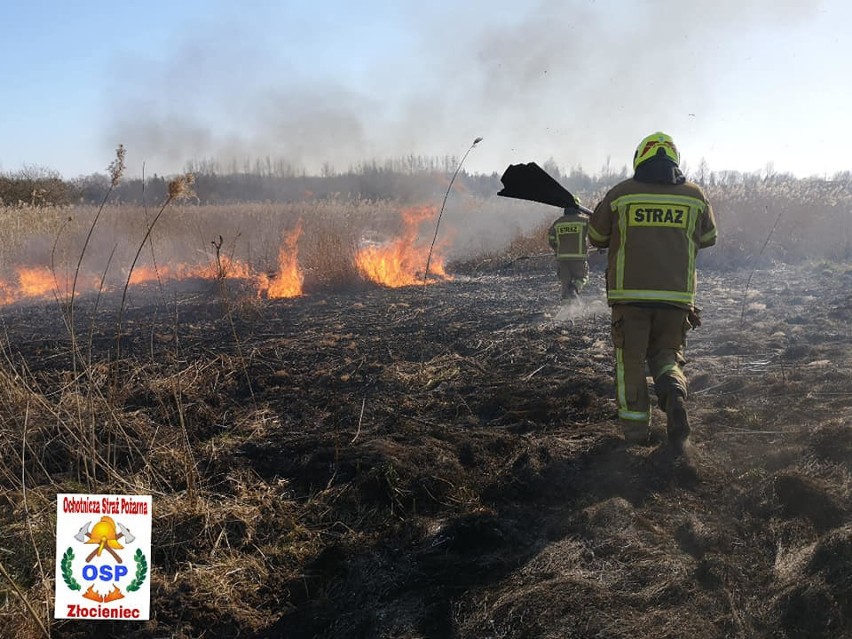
top-left (104, 0), bottom-right (826, 177)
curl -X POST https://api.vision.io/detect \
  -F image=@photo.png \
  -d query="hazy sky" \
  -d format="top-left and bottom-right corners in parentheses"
top-left (1, 0), bottom-right (849, 179)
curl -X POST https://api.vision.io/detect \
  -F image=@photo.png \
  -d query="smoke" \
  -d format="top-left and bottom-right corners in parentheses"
top-left (552, 297), bottom-right (609, 324)
top-left (103, 0), bottom-right (826, 177)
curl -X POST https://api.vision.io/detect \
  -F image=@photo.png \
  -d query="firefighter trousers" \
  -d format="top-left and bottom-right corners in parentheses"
top-left (610, 303), bottom-right (690, 432)
top-left (556, 259), bottom-right (589, 298)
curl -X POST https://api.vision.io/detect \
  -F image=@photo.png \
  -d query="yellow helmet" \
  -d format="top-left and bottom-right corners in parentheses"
top-left (86, 516), bottom-right (124, 550)
top-left (633, 132), bottom-right (680, 170)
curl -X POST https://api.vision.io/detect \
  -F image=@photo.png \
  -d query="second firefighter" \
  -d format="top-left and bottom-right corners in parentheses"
top-left (548, 203), bottom-right (589, 301)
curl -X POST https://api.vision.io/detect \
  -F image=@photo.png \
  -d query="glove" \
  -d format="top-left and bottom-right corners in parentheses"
top-left (687, 306), bottom-right (702, 330)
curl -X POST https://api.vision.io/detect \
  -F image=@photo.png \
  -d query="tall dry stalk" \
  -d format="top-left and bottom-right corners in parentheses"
top-left (115, 173), bottom-right (195, 365)
top-left (47, 145), bottom-right (125, 483)
top-left (68, 144), bottom-right (125, 345)
top-left (140, 160), bottom-right (171, 311)
top-left (423, 137), bottom-right (482, 284)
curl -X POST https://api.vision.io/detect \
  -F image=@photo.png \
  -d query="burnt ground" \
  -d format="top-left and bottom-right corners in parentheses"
top-left (2, 258), bottom-right (852, 639)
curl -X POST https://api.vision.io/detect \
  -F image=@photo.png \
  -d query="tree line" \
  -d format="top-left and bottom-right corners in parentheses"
top-left (3, 155), bottom-right (852, 208)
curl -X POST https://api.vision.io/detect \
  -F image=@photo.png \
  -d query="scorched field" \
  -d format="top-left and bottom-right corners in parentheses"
top-left (2, 247), bottom-right (851, 638)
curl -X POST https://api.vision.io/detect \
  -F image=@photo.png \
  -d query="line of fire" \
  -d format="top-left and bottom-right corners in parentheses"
top-left (0, 205), bottom-right (452, 306)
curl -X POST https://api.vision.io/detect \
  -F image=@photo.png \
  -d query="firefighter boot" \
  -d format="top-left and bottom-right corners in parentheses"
top-left (666, 390), bottom-right (690, 455)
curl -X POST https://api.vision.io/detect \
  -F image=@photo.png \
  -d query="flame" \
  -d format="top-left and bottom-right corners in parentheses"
top-left (103, 585), bottom-right (125, 602)
top-left (215, 255), bottom-right (255, 280)
top-left (0, 259), bottom-right (251, 306)
top-left (127, 259), bottom-right (255, 284)
top-left (355, 206), bottom-right (451, 287)
top-left (0, 252), bottom-right (299, 305)
top-left (83, 585), bottom-right (104, 602)
top-left (127, 264), bottom-right (161, 285)
top-left (0, 266), bottom-right (99, 304)
top-left (17, 267), bottom-right (57, 297)
top-left (81, 584), bottom-right (124, 603)
top-left (0, 207), bottom-right (451, 305)
top-left (264, 220), bottom-right (304, 298)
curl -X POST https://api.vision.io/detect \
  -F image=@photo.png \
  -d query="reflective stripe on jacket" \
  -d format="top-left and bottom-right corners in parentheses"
top-left (548, 211), bottom-right (589, 260)
top-left (589, 178), bottom-right (717, 308)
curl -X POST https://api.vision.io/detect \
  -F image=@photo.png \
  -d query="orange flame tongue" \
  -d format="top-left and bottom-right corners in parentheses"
top-left (17, 267), bottom-right (56, 297)
top-left (103, 585), bottom-right (125, 602)
top-left (266, 220), bottom-right (305, 298)
top-left (355, 206), bottom-right (450, 287)
top-left (127, 264), bottom-right (161, 285)
top-left (83, 585), bottom-right (104, 603)
top-left (0, 267), bottom-right (104, 304)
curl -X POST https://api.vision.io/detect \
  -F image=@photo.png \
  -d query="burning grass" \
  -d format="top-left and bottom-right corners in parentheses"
top-left (355, 205), bottom-right (451, 287)
top-left (0, 198), bottom-right (463, 307)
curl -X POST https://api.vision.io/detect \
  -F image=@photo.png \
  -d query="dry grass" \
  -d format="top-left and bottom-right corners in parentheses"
top-left (2, 180), bottom-right (847, 296)
top-left (0, 339), bottom-right (308, 636)
top-left (703, 179), bottom-right (852, 265)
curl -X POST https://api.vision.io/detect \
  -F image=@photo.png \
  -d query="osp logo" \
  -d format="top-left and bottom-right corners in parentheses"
top-left (55, 495), bottom-right (152, 620)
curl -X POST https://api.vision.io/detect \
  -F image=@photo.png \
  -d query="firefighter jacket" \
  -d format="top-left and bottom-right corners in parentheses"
top-left (588, 178), bottom-right (717, 309)
top-left (548, 209), bottom-right (589, 260)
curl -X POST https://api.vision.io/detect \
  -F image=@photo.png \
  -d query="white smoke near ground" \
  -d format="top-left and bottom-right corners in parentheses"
top-left (103, 0), bottom-right (826, 177)
top-left (550, 297), bottom-right (610, 324)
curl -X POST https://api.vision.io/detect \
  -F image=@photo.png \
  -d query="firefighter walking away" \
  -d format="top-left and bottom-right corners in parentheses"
top-left (588, 132), bottom-right (717, 456)
top-left (548, 201), bottom-right (589, 302)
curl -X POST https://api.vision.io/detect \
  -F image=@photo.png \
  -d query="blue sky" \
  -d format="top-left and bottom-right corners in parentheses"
top-left (1, 0), bottom-right (849, 179)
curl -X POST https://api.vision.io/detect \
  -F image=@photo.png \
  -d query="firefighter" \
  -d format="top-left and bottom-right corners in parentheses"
top-left (547, 201), bottom-right (589, 301)
top-left (588, 132), bottom-right (717, 454)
